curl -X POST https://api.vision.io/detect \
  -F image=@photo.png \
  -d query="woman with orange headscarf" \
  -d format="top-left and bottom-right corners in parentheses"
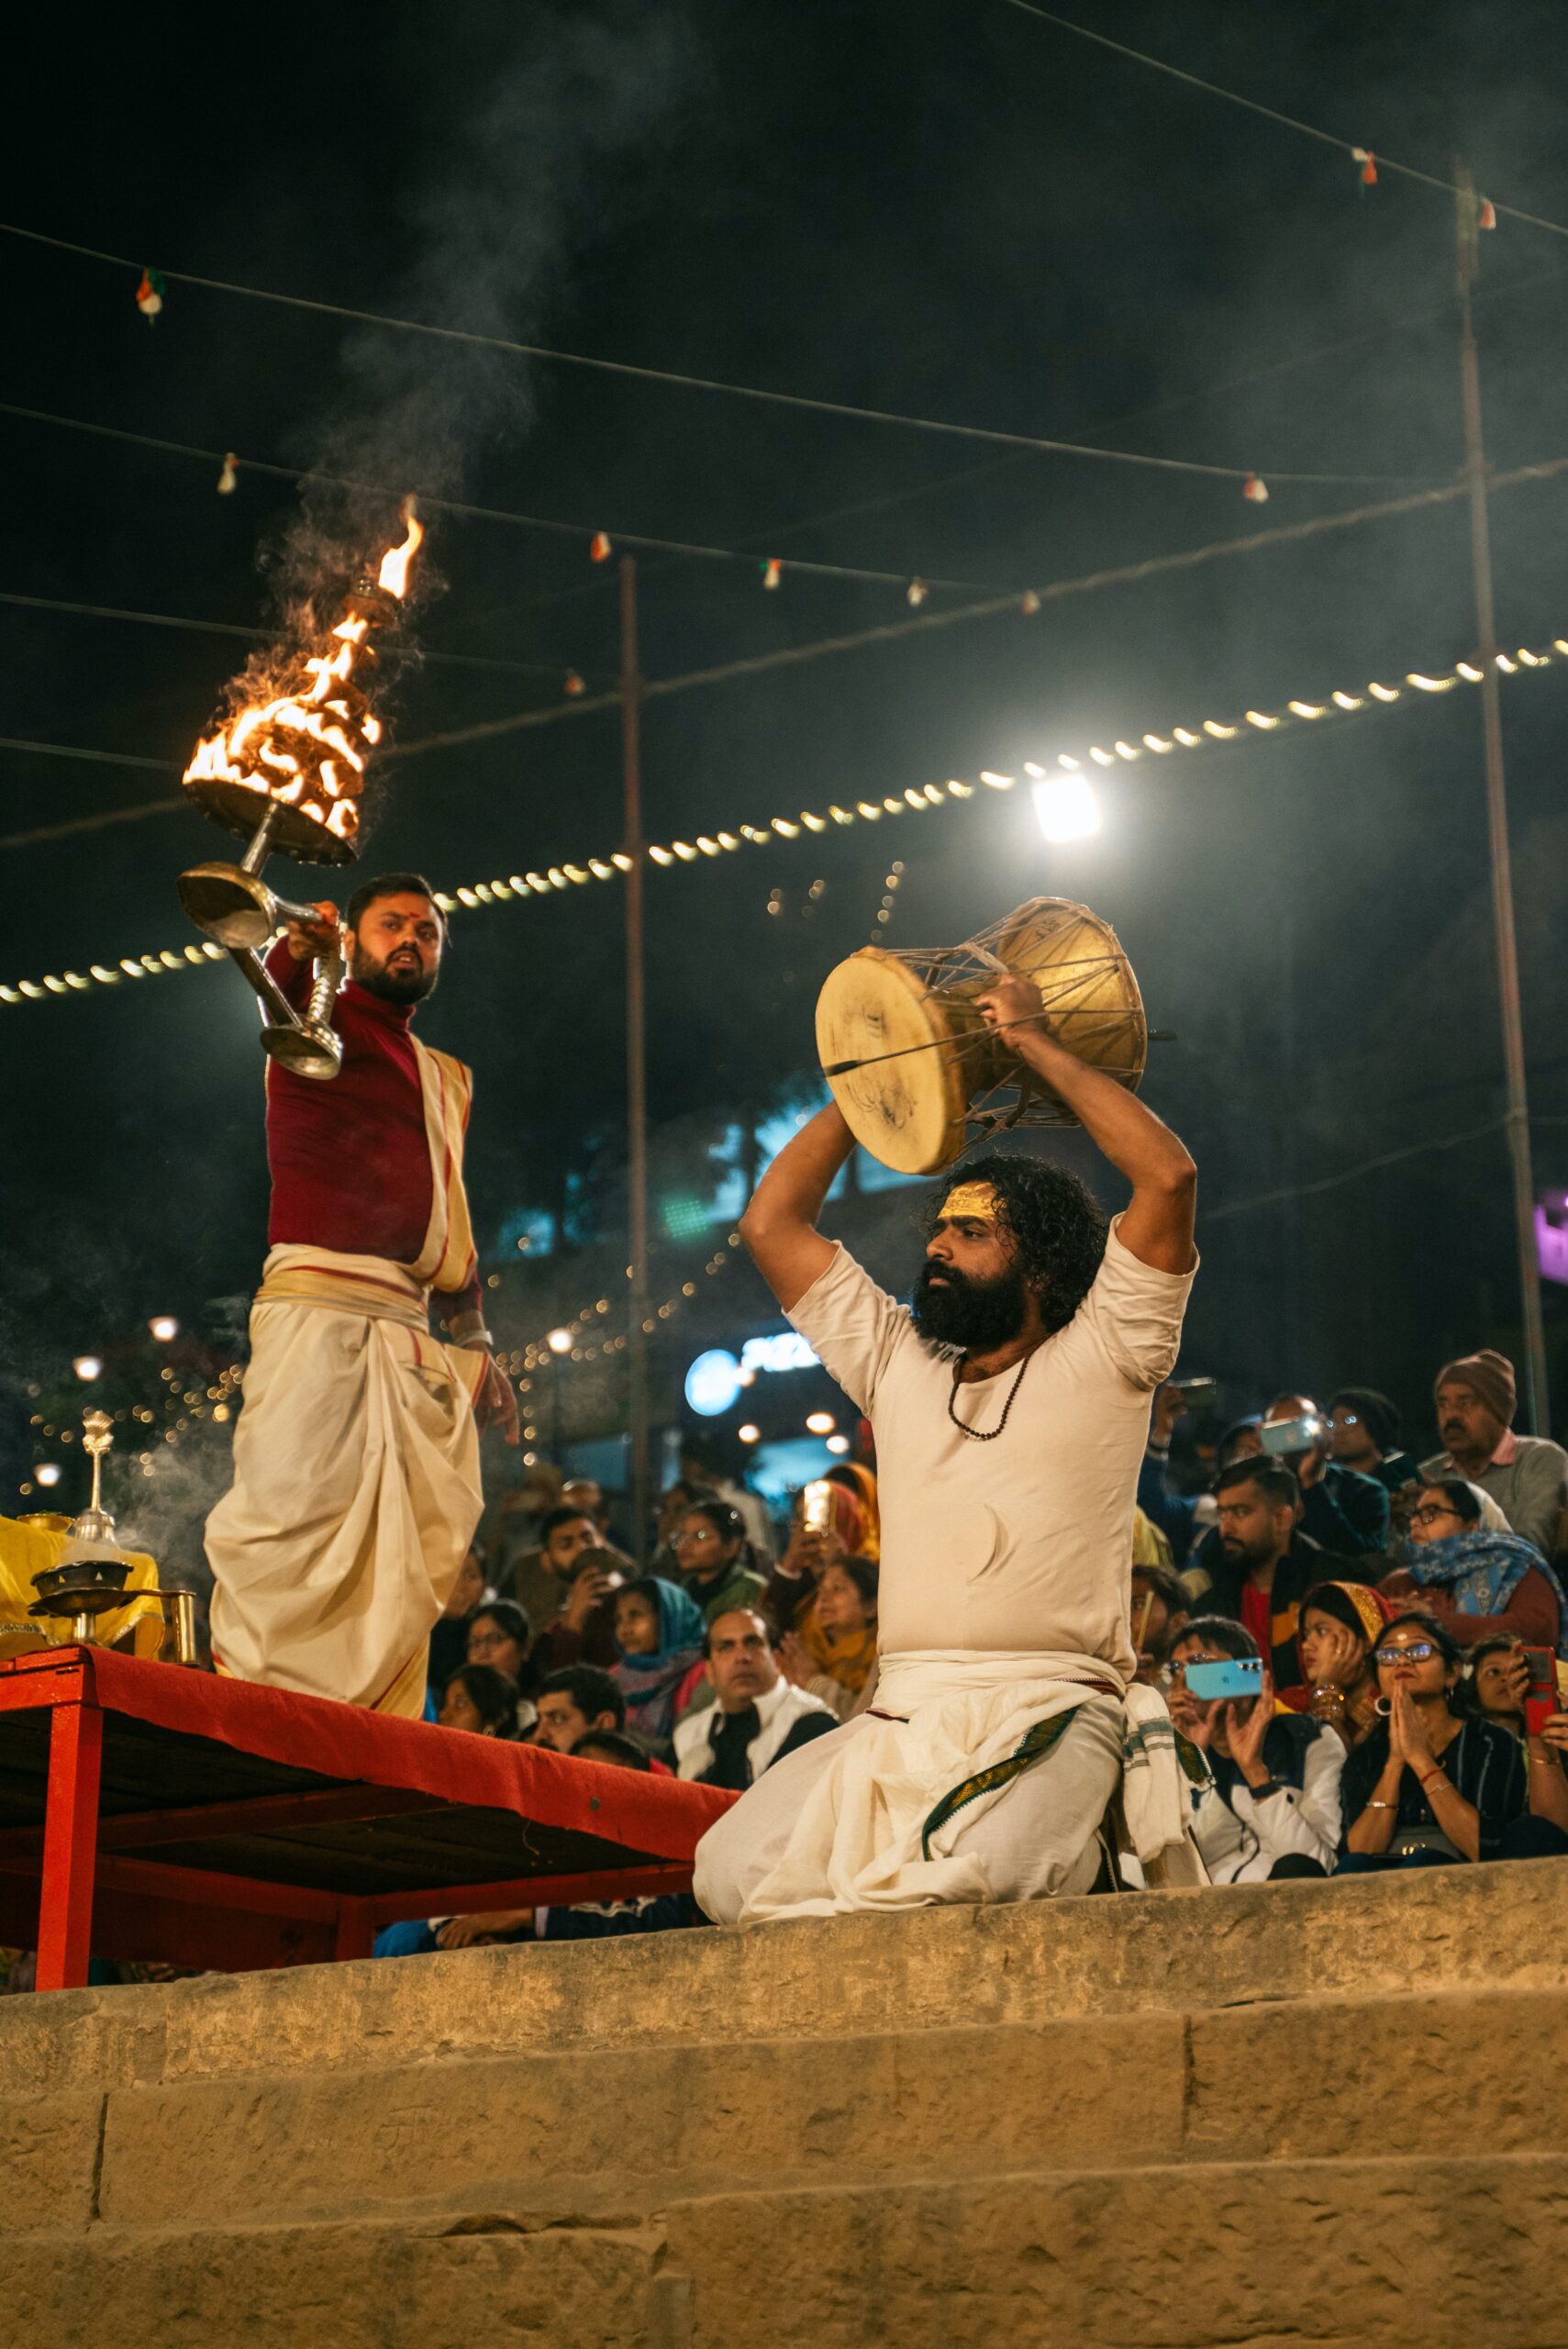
top-left (767, 1477), bottom-right (878, 1716)
top-left (1296, 1579), bottom-right (1395, 1752)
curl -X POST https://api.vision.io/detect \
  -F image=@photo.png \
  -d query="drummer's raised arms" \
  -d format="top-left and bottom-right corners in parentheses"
top-left (974, 975), bottom-right (1196, 1276)
top-left (739, 1101), bottom-right (857, 1311)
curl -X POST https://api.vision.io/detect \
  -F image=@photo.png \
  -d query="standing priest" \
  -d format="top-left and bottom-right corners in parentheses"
top-left (206, 873), bottom-right (516, 1715)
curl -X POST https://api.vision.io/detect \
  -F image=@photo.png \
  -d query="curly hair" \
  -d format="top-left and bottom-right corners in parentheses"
top-left (925, 1152), bottom-right (1107, 1334)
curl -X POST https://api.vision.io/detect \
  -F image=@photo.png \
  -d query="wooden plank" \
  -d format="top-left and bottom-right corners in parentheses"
top-left (0, 1781), bottom-right (451, 1864)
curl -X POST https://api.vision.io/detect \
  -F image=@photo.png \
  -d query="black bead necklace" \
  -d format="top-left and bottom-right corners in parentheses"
top-left (947, 1351), bottom-right (1032, 1442)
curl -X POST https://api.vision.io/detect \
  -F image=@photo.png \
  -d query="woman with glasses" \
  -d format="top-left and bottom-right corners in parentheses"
top-left (464, 1598), bottom-right (533, 1693)
top-left (1340, 1613), bottom-right (1568, 1867)
top-left (670, 1498), bottom-right (768, 1626)
top-left (1391, 1480), bottom-right (1564, 1654)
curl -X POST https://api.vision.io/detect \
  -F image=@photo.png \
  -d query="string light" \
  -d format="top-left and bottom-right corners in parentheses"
top-left (8, 633), bottom-right (1567, 1009)
top-left (492, 1233), bottom-right (745, 1385)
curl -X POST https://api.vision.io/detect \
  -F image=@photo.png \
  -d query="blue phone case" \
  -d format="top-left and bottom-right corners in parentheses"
top-left (1184, 1658), bottom-right (1261, 1701)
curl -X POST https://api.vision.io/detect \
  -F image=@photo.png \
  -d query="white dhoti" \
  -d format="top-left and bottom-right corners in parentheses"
top-left (207, 1034), bottom-right (488, 1718)
top-left (206, 1249), bottom-right (485, 1716)
top-left (694, 1653), bottom-right (1204, 1926)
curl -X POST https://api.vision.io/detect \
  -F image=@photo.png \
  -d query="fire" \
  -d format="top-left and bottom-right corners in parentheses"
top-left (377, 502), bottom-right (424, 599)
top-left (182, 500), bottom-right (422, 858)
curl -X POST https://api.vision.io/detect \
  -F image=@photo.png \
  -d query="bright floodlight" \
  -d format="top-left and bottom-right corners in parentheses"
top-left (825, 1433), bottom-right (851, 1455)
top-left (738, 1422), bottom-right (761, 1444)
top-left (1031, 772), bottom-right (1101, 841)
top-left (35, 1462), bottom-right (62, 1487)
top-left (806, 1409), bottom-right (836, 1435)
top-left (72, 1354), bottom-right (104, 1382)
top-left (546, 1328), bottom-right (573, 1354)
top-left (149, 1315), bottom-right (179, 1341)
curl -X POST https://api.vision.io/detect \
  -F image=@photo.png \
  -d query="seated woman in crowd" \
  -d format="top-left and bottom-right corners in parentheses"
top-left (1166, 1616), bottom-right (1344, 1882)
top-left (610, 1574), bottom-right (707, 1758)
top-left (763, 1480), bottom-right (873, 1632)
top-left (462, 1599), bottom-right (535, 1734)
top-left (437, 1663), bottom-right (522, 1738)
top-left (465, 1598), bottom-right (532, 1687)
top-left (1296, 1580), bottom-right (1393, 1751)
top-left (669, 1497), bottom-right (769, 1624)
top-left (428, 1547), bottom-right (491, 1699)
top-left (1385, 1479), bottom-right (1565, 1653)
top-left (1339, 1612), bottom-right (1568, 1867)
top-left (779, 1556), bottom-right (880, 1720)
top-left (1467, 1633), bottom-right (1530, 1742)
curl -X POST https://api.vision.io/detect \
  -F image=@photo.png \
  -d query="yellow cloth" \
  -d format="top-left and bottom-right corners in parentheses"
top-left (0, 1515), bottom-right (166, 1658)
top-left (1131, 1505), bottom-right (1173, 1569)
top-left (800, 1606), bottom-right (878, 1697)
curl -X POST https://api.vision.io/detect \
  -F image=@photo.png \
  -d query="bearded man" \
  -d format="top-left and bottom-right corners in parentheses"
top-left (695, 971), bottom-right (1205, 1924)
top-left (206, 873), bottom-right (517, 1716)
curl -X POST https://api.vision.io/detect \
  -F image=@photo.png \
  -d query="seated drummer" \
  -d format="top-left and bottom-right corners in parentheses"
top-left (694, 965), bottom-right (1202, 1923)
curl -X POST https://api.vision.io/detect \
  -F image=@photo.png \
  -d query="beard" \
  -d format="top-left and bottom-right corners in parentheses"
top-left (910, 1259), bottom-right (1029, 1352)
top-left (351, 947), bottom-right (437, 1004)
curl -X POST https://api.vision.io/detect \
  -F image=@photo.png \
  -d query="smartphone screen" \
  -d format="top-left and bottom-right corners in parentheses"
top-left (1523, 1646), bottom-right (1558, 1739)
top-left (1184, 1657), bottom-right (1263, 1703)
top-left (1259, 1416), bottom-right (1322, 1457)
top-left (802, 1479), bottom-right (835, 1534)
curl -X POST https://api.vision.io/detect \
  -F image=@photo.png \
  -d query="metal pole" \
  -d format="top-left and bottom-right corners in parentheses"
top-left (621, 555), bottom-right (652, 1555)
top-left (1455, 164), bottom-right (1549, 1431)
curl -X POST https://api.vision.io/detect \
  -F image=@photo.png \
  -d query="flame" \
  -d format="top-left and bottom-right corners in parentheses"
top-left (183, 505), bottom-right (423, 849)
top-left (377, 499), bottom-right (423, 599)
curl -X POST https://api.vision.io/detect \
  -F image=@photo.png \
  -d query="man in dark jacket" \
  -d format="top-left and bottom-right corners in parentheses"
top-left (1186, 1459), bottom-right (1375, 1701)
top-left (1261, 1395), bottom-right (1390, 1557)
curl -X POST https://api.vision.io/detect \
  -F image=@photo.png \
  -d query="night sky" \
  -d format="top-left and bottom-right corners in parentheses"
top-left (6, 0), bottom-right (1568, 1526)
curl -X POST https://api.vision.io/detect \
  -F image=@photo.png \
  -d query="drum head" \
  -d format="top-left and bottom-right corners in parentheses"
top-left (987, 899), bottom-right (1146, 1085)
top-left (816, 950), bottom-right (977, 1174)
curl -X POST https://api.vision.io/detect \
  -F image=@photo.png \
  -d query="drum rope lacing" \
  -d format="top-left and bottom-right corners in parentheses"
top-left (947, 1351), bottom-right (1033, 1442)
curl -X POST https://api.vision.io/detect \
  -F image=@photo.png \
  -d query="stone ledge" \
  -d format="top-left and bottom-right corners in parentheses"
top-left (3, 1857), bottom-right (1562, 2094)
top-left (8, 2153), bottom-right (1567, 2349)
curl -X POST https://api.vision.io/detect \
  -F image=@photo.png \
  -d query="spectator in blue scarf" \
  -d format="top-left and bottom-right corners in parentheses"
top-left (1392, 1478), bottom-right (1566, 1655)
top-left (611, 1574), bottom-right (707, 1757)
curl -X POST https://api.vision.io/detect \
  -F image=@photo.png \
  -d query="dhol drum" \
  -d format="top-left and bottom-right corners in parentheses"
top-left (815, 897), bottom-right (1148, 1174)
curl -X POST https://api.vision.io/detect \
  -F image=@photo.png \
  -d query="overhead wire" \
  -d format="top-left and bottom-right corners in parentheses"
top-left (395, 451), bottom-right (1568, 754)
top-left (995, 2), bottom-right (1568, 240)
top-left (0, 400), bottom-right (1007, 595)
top-left (0, 224), bottom-right (1434, 487)
top-left (8, 621), bottom-right (1568, 999)
top-left (0, 588), bottom-right (608, 678)
top-left (6, 447), bottom-right (1568, 817)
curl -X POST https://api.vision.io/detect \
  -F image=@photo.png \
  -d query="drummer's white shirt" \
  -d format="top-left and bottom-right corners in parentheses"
top-left (786, 1215), bottom-right (1196, 1675)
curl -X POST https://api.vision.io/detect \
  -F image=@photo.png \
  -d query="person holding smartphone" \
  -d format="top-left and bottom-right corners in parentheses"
top-left (1340, 1613), bottom-right (1568, 1866)
top-left (1166, 1617), bottom-right (1343, 1881)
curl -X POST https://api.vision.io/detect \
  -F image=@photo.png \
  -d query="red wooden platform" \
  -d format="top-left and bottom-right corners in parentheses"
top-left (0, 1647), bottom-right (733, 1990)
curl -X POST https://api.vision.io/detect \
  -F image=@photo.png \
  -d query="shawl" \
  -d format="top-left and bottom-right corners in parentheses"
top-left (1402, 1529), bottom-right (1567, 1653)
top-left (800, 1606), bottom-right (878, 1697)
top-left (612, 1576), bottom-right (706, 1748)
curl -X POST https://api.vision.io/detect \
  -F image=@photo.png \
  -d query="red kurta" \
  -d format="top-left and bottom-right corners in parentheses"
top-left (263, 940), bottom-right (482, 1324)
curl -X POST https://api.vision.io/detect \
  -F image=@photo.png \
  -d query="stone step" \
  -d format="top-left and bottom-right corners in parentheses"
top-left (9, 2152), bottom-right (1567, 2349)
top-left (11, 1984), bottom-right (1564, 2233)
top-left (3, 1858), bottom-right (1563, 2095)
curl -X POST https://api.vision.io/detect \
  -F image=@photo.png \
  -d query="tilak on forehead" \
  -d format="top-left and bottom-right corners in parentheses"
top-left (939, 1181), bottom-right (999, 1223)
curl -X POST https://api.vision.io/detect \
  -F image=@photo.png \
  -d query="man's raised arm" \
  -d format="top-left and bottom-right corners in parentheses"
top-left (974, 976), bottom-right (1196, 1274)
top-left (739, 1102), bottom-right (856, 1311)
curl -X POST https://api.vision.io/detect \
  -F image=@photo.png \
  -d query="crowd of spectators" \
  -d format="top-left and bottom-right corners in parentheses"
top-left (1133, 1347), bottom-right (1568, 1884)
top-left (7, 1346), bottom-right (1567, 1993)
top-left (383, 1341), bottom-right (1568, 1957)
